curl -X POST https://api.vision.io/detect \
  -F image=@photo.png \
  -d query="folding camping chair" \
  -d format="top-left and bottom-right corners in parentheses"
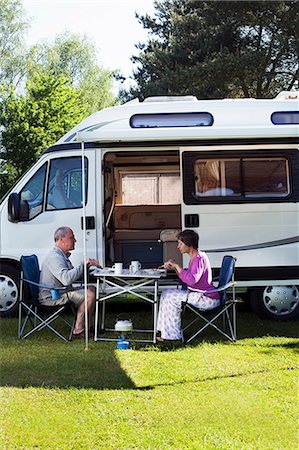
top-left (18, 255), bottom-right (76, 341)
top-left (182, 255), bottom-right (237, 343)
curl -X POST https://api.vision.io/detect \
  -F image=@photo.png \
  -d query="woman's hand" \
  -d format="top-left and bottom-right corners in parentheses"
top-left (163, 259), bottom-right (181, 273)
top-left (163, 259), bottom-right (175, 269)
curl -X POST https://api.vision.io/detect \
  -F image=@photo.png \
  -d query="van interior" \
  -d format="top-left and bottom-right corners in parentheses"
top-left (103, 150), bottom-right (182, 268)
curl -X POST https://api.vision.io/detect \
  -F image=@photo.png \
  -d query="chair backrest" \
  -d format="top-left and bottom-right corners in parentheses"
top-left (217, 255), bottom-right (236, 305)
top-left (21, 255), bottom-right (40, 302)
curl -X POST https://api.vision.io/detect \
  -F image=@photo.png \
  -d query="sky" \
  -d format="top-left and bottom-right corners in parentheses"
top-left (22, 0), bottom-right (156, 92)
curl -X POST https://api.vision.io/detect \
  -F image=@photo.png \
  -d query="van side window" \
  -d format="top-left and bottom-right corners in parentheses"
top-left (243, 158), bottom-right (289, 197)
top-left (194, 159), bottom-right (241, 197)
top-left (20, 164), bottom-right (47, 220)
top-left (193, 157), bottom-right (289, 198)
top-left (46, 157), bottom-right (87, 210)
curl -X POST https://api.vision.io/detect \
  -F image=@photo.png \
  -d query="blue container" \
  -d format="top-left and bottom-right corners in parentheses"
top-left (51, 289), bottom-right (60, 300)
top-left (117, 337), bottom-right (130, 350)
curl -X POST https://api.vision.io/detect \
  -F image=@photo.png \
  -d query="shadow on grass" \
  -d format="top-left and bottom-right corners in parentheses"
top-left (180, 301), bottom-right (299, 343)
top-left (0, 317), bottom-right (141, 390)
top-left (0, 301), bottom-right (298, 389)
top-left (139, 366), bottom-right (298, 390)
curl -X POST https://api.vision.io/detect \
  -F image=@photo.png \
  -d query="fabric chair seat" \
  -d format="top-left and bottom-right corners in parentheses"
top-left (18, 254), bottom-right (76, 341)
top-left (182, 255), bottom-right (237, 343)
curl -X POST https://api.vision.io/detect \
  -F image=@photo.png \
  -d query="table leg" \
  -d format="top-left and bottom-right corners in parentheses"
top-left (153, 279), bottom-right (158, 343)
top-left (94, 278), bottom-right (100, 341)
top-left (101, 299), bottom-right (106, 331)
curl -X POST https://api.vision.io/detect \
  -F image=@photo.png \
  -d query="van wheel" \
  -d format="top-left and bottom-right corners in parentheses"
top-left (0, 264), bottom-right (19, 317)
top-left (249, 286), bottom-right (299, 321)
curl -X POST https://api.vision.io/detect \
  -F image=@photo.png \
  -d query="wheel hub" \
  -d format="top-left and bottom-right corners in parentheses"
top-left (263, 285), bottom-right (299, 317)
top-left (0, 275), bottom-right (18, 312)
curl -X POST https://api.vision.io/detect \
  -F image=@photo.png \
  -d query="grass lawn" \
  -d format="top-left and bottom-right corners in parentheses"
top-left (0, 301), bottom-right (298, 450)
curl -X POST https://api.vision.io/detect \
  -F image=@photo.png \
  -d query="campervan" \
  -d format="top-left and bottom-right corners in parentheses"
top-left (0, 92), bottom-right (298, 321)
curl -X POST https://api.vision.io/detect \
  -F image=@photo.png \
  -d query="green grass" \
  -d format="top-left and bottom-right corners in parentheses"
top-left (0, 302), bottom-right (298, 450)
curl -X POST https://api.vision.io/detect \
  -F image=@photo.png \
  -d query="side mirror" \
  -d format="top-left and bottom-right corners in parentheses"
top-left (8, 193), bottom-right (29, 222)
top-left (8, 193), bottom-right (20, 222)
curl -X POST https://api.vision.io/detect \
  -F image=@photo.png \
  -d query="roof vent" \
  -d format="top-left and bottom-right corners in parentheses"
top-left (124, 98), bottom-right (140, 105)
top-left (275, 91), bottom-right (299, 100)
top-left (143, 96), bottom-right (197, 103)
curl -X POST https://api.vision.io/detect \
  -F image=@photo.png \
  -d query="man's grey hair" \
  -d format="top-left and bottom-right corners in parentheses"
top-left (54, 226), bottom-right (70, 242)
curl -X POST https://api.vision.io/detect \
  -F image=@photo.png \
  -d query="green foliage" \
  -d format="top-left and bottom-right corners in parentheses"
top-left (28, 32), bottom-right (118, 115)
top-left (0, 308), bottom-right (298, 449)
top-left (127, 0), bottom-right (299, 100)
top-left (0, 0), bottom-right (29, 88)
top-left (0, 72), bottom-right (84, 195)
top-left (0, 7), bottom-right (118, 198)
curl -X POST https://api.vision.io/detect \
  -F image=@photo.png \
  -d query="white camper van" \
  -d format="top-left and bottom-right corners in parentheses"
top-left (0, 92), bottom-right (298, 320)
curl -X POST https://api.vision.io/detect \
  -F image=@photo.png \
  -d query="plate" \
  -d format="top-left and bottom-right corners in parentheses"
top-left (93, 267), bottom-right (114, 275)
top-left (142, 269), bottom-right (159, 276)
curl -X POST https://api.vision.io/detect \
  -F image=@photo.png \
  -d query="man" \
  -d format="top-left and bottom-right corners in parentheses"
top-left (39, 226), bottom-right (101, 339)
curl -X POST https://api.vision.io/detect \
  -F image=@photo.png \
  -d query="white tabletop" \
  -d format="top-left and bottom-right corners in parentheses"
top-left (92, 268), bottom-right (166, 279)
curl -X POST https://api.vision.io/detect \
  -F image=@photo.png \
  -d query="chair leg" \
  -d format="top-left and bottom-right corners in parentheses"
top-left (18, 300), bottom-right (22, 338)
top-left (19, 303), bottom-right (35, 338)
top-left (224, 307), bottom-right (235, 342)
top-left (19, 303), bottom-right (75, 342)
top-left (183, 303), bottom-right (237, 344)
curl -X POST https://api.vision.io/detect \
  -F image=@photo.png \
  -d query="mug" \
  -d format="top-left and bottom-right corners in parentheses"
top-left (130, 260), bottom-right (141, 274)
top-left (113, 262), bottom-right (123, 275)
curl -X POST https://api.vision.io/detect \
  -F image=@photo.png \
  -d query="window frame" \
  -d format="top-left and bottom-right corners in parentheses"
top-left (115, 167), bottom-right (181, 205)
top-left (271, 111), bottom-right (299, 125)
top-left (45, 156), bottom-right (88, 211)
top-left (182, 149), bottom-right (298, 205)
top-left (19, 163), bottom-right (48, 220)
top-left (130, 112), bottom-right (214, 129)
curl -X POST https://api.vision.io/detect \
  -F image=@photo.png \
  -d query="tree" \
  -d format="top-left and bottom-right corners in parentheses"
top-left (127, 0), bottom-right (299, 100)
top-left (0, 72), bottom-right (85, 197)
top-left (0, 0), bottom-right (29, 89)
top-left (28, 32), bottom-right (118, 115)
top-left (0, 19), bottom-right (118, 197)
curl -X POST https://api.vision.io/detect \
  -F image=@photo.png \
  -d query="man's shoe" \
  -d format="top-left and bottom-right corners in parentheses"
top-left (71, 331), bottom-right (85, 340)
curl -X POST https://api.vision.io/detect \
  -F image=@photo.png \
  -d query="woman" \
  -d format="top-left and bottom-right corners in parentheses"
top-left (157, 230), bottom-right (220, 341)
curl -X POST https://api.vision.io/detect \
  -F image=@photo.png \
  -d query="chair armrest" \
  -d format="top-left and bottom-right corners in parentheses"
top-left (22, 278), bottom-right (68, 300)
top-left (183, 281), bottom-right (236, 307)
top-left (23, 278), bottom-right (68, 291)
top-left (187, 281), bottom-right (235, 295)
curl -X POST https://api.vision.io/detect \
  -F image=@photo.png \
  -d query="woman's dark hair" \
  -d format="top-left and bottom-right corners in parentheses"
top-left (177, 230), bottom-right (199, 249)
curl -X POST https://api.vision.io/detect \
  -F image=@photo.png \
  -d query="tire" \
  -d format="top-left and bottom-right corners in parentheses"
top-left (0, 264), bottom-right (20, 317)
top-left (249, 286), bottom-right (299, 321)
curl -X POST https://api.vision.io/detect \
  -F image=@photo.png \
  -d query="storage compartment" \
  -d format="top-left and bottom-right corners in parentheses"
top-left (113, 205), bottom-right (181, 230)
top-left (115, 240), bottom-right (163, 268)
top-left (111, 204), bottom-right (181, 266)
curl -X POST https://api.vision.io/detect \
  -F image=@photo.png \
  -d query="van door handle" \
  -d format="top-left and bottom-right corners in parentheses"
top-left (184, 214), bottom-right (199, 228)
top-left (81, 216), bottom-right (95, 230)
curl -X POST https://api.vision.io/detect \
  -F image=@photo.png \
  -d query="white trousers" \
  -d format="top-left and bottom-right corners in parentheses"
top-left (157, 288), bottom-right (220, 340)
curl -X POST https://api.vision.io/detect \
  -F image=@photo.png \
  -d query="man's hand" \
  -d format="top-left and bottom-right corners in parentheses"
top-left (86, 258), bottom-right (102, 268)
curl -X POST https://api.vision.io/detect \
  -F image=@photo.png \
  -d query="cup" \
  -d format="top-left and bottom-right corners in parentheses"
top-left (112, 262), bottom-right (123, 275)
top-left (129, 260), bottom-right (141, 274)
top-left (51, 289), bottom-right (60, 300)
